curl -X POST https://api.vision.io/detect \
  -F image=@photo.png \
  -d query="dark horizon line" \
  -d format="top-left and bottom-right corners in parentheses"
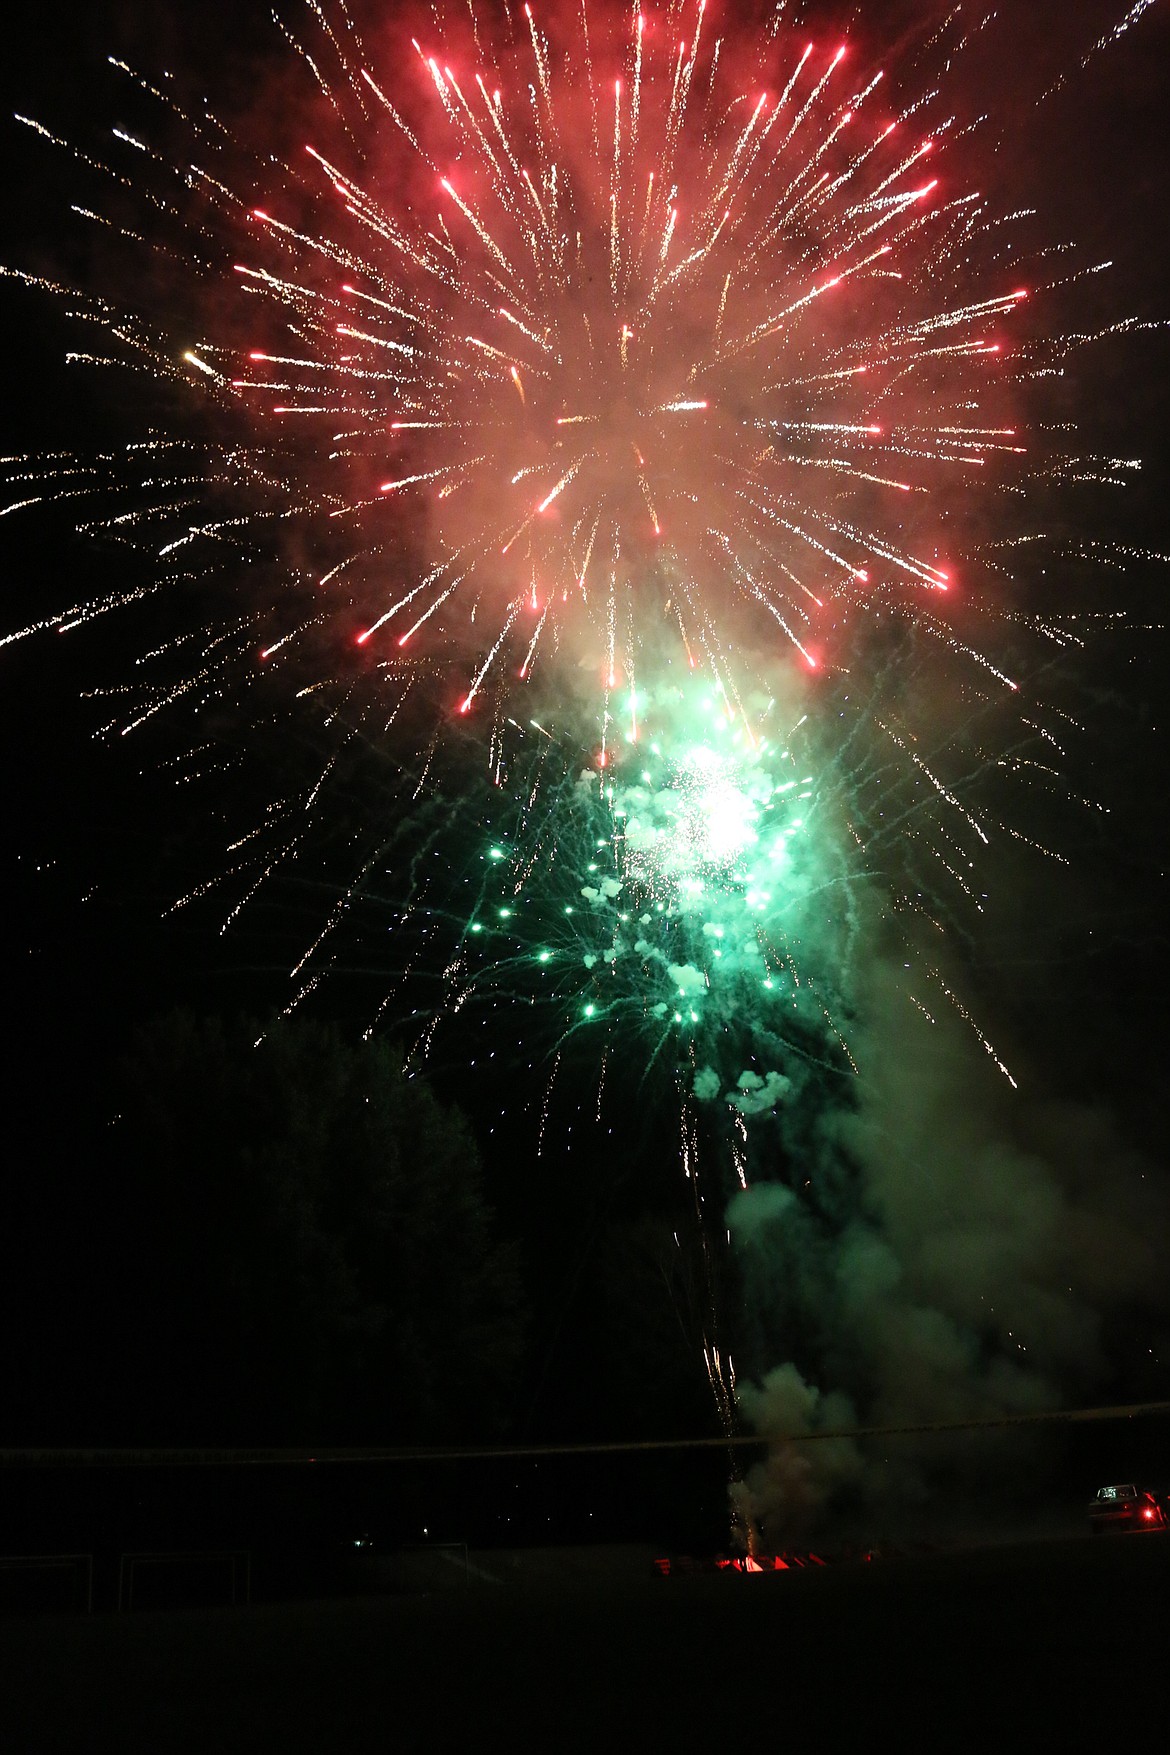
top-left (4, 1397), bottom-right (1169, 1469)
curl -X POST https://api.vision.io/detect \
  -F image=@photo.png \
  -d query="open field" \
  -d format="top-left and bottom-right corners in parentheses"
top-left (2, 1530), bottom-right (1165, 1750)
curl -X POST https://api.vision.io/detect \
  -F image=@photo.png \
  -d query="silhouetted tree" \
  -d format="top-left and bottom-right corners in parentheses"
top-left (91, 1012), bottom-right (524, 1444)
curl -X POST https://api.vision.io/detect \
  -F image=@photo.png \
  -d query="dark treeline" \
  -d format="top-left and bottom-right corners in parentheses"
top-left (0, 1002), bottom-right (723, 1451)
top-left (3, 1014), bottom-right (524, 1446)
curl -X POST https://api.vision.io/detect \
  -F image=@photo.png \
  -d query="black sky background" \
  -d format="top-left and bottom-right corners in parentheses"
top-left (0, 0), bottom-right (1168, 1471)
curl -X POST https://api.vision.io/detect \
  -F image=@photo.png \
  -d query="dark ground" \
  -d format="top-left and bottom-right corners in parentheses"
top-left (2, 1530), bottom-right (1167, 1751)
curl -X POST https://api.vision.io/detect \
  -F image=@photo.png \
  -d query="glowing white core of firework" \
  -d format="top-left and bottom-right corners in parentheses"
top-left (678, 748), bottom-right (760, 870)
top-left (621, 743), bottom-right (762, 884)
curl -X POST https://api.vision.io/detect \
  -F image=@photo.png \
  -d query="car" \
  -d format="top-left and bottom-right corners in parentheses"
top-left (1087, 1483), bottom-right (1168, 1535)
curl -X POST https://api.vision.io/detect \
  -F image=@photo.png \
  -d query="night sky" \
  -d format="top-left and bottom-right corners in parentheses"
top-left (1, 0), bottom-right (1168, 1547)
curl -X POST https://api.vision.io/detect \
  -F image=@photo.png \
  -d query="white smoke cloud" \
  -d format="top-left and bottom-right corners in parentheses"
top-left (693, 1065), bottom-right (722, 1102)
top-left (727, 1068), bottom-right (793, 1115)
top-left (727, 1179), bottom-right (797, 1237)
top-left (730, 1364), bottom-right (863, 1551)
top-left (730, 945), bottom-right (1170, 1545)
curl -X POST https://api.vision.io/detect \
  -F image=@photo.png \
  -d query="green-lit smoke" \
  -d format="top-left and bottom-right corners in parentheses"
top-left (465, 672), bottom-right (860, 1114)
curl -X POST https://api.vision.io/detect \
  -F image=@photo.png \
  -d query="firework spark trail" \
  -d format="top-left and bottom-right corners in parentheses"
top-left (7, 4), bottom-right (1070, 702)
top-left (3, 1), bottom-right (1169, 1525)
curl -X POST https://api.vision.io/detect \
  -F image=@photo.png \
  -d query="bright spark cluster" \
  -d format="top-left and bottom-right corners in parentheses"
top-left (223, 0), bottom-right (1027, 718)
top-left (2, 0), bottom-right (1163, 1094)
top-left (461, 680), bottom-right (828, 1046)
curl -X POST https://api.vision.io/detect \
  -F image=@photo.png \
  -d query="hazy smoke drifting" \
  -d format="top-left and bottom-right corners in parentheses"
top-left (728, 946), bottom-right (1170, 1546)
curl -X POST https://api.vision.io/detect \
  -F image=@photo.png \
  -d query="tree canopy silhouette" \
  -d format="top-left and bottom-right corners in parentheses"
top-left (89, 1012), bottom-right (524, 1445)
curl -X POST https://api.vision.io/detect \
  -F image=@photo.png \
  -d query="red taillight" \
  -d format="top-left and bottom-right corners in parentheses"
top-left (1143, 1508), bottom-right (1154, 1520)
